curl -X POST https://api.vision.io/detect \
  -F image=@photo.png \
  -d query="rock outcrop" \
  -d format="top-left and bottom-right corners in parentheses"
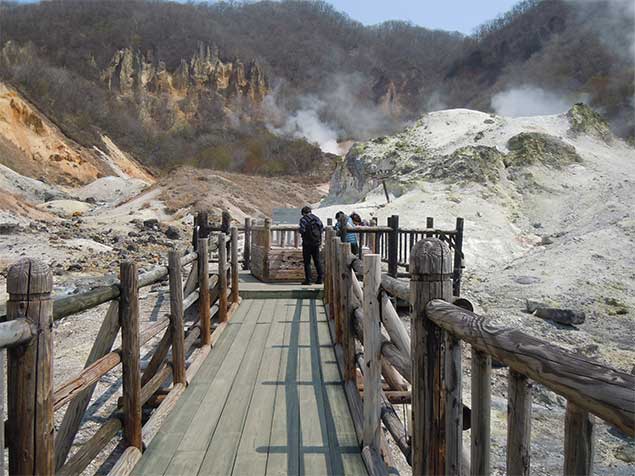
top-left (328, 106), bottom-right (599, 203)
top-left (101, 43), bottom-right (268, 125)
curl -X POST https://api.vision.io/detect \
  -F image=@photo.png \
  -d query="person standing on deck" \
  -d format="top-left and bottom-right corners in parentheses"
top-left (335, 211), bottom-right (359, 255)
top-left (299, 206), bottom-right (324, 285)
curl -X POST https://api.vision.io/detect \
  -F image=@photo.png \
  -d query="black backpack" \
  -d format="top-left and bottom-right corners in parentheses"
top-left (304, 217), bottom-right (322, 245)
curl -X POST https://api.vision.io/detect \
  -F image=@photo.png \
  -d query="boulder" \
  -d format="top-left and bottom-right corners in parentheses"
top-left (165, 225), bottom-right (181, 240)
top-left (143, 218), bottom-right (160, 230)
top-left (535, 308), bottom-right (585, 326)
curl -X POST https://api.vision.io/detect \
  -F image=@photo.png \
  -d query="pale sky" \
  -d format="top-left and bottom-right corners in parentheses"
top-left (323, 0), bottom-right (522, 34)
top-left (13, 0), bottom-right (523, 35)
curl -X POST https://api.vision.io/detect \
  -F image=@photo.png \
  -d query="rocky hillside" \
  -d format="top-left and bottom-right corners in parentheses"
top-left (0, 0), bottom-right (631, 174)
top-left (0, 81), bottom-right (152, 186)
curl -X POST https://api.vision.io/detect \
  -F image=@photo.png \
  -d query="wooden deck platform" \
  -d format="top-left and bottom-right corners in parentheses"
top-left (132, 298), bottom-right (367, 476)
top-left (238, 271), bottom-right (324, 299)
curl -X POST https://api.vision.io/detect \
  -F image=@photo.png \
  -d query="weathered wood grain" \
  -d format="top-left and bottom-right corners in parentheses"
top-left (198, 237), bottom-right (211, 343)
top-left (57, 417), bottom-right (122, 476)
top-left (410, 238), bottom-right (453, 476)
top-left (6, 258), bottom-right (54, 475)
top-left (362, 254), bottom-right (382, 451)
top-left (507, 371), bottom-right (532, 476)
top-left (471, 349), bottom-right (491, 476)
top-left (564, 402), bottom-right (594, 476)
top-left (168, 250), bottom-right (186, 384)
top-left (425, 300), bottom-right (635, 436)
top-left (55, 300), bottom-right (120, 468)
top-left (120, 261), bottom-right (142, 450)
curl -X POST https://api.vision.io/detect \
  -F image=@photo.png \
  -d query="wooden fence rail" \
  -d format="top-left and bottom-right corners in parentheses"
top-left (0, 210), bottom-right (241, 476)
top-left (324, 231), bottom-right (635, 476)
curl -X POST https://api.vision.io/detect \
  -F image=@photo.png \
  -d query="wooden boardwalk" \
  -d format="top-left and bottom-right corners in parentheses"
top-left (133, 298), bottom-right (367, 476)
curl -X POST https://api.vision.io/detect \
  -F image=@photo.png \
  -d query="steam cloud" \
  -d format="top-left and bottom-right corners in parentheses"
top-left (264, 73), bottom-right (400, 155)
top-left (491, 86), bottom-right (577, 117)
top-left (263, 93), bottom-right (340, 154)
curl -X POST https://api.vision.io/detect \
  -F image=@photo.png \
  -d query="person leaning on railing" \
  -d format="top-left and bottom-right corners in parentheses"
top-left (335, 211), bottom-right (359, 255)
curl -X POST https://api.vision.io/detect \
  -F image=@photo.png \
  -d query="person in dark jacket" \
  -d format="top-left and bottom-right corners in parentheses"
top-left (299, 206), bottom-right (324, 285)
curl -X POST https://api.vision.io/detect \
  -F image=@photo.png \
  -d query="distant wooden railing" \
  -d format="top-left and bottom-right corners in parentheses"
top-left (0, 217), bottom-right (241, 475)
top-left (324, 233), bottom-right (635, 476)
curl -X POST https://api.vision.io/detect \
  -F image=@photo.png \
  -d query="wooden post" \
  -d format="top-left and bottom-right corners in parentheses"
top-left (410, 238), bottom-right (453, 476)
top-left (507, 371), bottom-right (532, 476)
top-left (331, 236), bottom-right (340, 328)
top-left (368, 217), bottom-right (378, 253)
top-left (564, 402), bottom-right (594, 476)
top-left (221, 210), bottom-right (231, 234)
top-left (263, 219), bottom-right (271, 279)
top-left (453, 217), bottom-right (464, 297)
top-left (324, 228), bottom-right (333, 306)
top-left (230, 227), bottom-right (239, 303)
top-left (426, 217), bottom-right (434, 237)
top-left (168, 250), bottom-right (186, 385)
top-left (119, 261), bottom-right (142, 450)
top-left (445, 334), bottom-right (462, 475)
top-left (338, 242), bottom-right (355, 380)
top-left (388, 215), bottom-right (399, 277)
top-left (362, 254), bottom-right (382, 451)
top-left (243, 218), bottom-right (251, 270)
top-left (471, 349), bottom-right (491, 476)
top-left (324, 228), bottom-right (337, 319)
top-left (198, 238), bottom-right (211, 344)
top-left (197, 211), bottom-right (209, 238)
top-left (7, 258), bottom-right (54, 475)
top-left (218, 233), bottom-right (228, 322)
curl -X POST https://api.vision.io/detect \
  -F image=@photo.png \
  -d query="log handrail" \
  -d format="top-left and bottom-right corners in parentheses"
top-left (2, 210), bottom-right (242, 476)
top-left (425, 299), bottom-right (635, 436)
top-left (326, 229), bottom-right (633, 476)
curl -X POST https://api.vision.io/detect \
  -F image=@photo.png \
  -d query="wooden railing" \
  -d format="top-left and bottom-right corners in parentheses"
top-left (324, 233), bottom-right (635, 476)
top-left (0, 222), bottom-right (241, 475)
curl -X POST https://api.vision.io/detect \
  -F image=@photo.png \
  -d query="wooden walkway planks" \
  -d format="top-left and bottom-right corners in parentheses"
top-left (133, 298), bottom-right (367, 476)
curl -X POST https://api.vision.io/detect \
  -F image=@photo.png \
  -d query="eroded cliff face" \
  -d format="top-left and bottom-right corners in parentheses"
top-left (101, 44), bottom-right (268, 127)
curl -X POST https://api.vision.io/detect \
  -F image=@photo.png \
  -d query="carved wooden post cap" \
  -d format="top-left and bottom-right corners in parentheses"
top-left (7, 258), bottom-right (52, 296)
top-left (409, 238), bottom-right (453, 279)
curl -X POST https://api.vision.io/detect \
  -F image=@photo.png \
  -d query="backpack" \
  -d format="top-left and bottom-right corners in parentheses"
top-left (304, 217), bottom-right (322, 246)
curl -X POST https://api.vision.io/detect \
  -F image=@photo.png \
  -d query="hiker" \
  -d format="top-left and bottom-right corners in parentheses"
top-left (299, 205), bottom-right (324, 285)
top-left (335, 211), bottom-right (359, 255)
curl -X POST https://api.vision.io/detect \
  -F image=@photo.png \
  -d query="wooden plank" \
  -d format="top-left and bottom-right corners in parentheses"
top-left (233, 301), bottom-right (287, 475)
top-left (507, 371), bottom-right (532, 476)
top-left (197, 303), bottom-right (273, 475)
top-left (135, 323), bottom-right (242, 475)
top-left (108, 446), bottom-right (142, 476)
top-left (55, 299), bottom-right (120, 467)
top-left (297, 301), bottom-right (330, 475)
top-left (175, 300), bottom-right (262, 452)
top-left (141, 383), bottom-right (186, 447)
top-left (266, 298), bottom-right (301, 476)
top-left (163, 451), bottom-right (205, 475)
